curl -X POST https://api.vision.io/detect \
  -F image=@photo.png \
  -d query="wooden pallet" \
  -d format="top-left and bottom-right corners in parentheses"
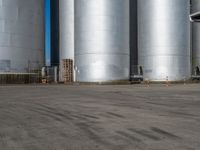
top-left (61, 59), bottom-right (73, 83)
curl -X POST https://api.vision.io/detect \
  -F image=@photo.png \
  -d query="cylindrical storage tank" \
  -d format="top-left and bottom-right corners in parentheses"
top-left (191, 0), bottom-right (200, 75)
top-left (138, 0), bottom-right (191, 81)
top-left (0, 0), bottom-right (44, 73)
top-left (75, 0), bottom-right (130, 82)
top-left (59, 0), bottom-right (74, 81)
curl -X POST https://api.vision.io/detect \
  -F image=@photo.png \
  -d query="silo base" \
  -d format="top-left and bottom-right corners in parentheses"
top-left (0, 73), bottom-right (41, 84)
top-left (74, 80), bottom-right (131, 85)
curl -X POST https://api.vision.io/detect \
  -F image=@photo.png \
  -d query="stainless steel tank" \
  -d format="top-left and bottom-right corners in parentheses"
top-left (59, 0), bottom-right (74, 81)
top-left (75, 0), bottom-right (130, 82)
top-left (138, 0), bottom-right (191, 81)
top-left (0, 0), bottom-right (44, 73)
top-left (191, 0), bottom-right (200, 75)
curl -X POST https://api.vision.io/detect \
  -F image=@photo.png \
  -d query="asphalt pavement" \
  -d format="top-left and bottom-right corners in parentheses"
top-left (0, 84), bottom-right (200, 150)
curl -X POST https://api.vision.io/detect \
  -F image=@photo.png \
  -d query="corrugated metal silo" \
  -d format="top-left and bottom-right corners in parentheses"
top-left (0, 0), bottom-right (44, 73)
top-left (138, 0), bottom-right (191, 81)
top-left (59, 0), bottom-right (74, 81)
top-left (75, 0), bottom-right (130, 82)
top-left (191, 0), bottom-right (200, 75)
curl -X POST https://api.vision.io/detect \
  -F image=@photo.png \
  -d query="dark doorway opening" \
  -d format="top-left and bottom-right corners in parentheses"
top-left (195, 66), bottom-right (200, 75)
top-left (139, 66), bottom-right (143, 75)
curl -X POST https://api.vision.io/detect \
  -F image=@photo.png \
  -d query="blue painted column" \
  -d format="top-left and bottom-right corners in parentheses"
top-left (45, 0), bottom-right (51, 66)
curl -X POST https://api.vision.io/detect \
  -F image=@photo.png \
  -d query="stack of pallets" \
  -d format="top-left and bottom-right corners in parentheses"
top-left (62, 59), bottom-right (73, 83)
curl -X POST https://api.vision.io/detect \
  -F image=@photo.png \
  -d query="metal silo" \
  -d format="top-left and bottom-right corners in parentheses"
top-left (191, 0), bottom-right (200, 75)
top-left (75, 0), bottom-right (130, 82)
top-left (138, 0), bottom-right (191, 81)
top-left (59, 0), bottom-right (74, 81)
top-left (0, 0), bottom-right (44, 73)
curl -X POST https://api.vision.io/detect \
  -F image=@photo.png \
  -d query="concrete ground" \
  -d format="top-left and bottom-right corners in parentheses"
top-left (0, 84), bottom-right (200, 150)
